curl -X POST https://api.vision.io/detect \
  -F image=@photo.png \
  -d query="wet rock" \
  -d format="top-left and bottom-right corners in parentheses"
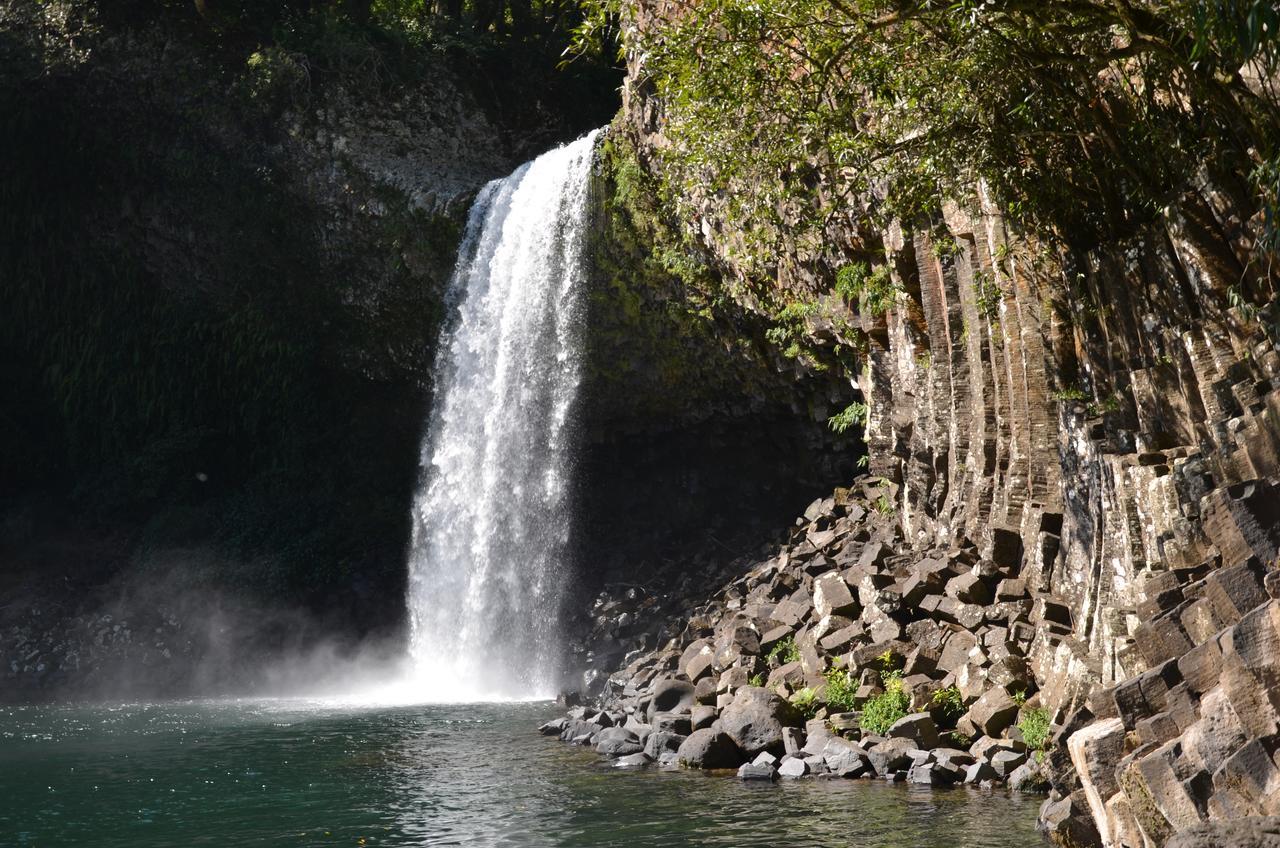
top-left (676, 729), bottom-right (743, 770)
top-left (1008, 760), bottom-right (1050, 792)
top-left (718, 685), bottom-right (799, 757)
top-left (867, 737), bottom-right (916, 776)
top-left (643, 730), bottom-right (687, 760)
top-left (595, 727), bottom-right (643, 757)
top-left (823, 738), bottom-right (871, 777)
top-left (737, 761), bottom-right (778, 781)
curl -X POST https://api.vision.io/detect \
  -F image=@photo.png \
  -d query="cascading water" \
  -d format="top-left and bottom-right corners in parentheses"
top-left (403, 131), bottom-right (599, 701)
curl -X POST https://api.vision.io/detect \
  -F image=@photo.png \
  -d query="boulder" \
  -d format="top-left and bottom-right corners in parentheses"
top-left (643, 730), bottom-right (687, 760)
top-left (814, 573), bottom-right (859, 619)
top-left (1167, 818), bottom-right (1280, 848)
top-left (867, 736), bottom-right (916, 776)
top-left (823, 738), bottom-right (871, 777)
top-left (737, 762), bottom-right (778, 781)
top-left (989, 748), bottom-right (1029, 777)
top-left (614, 753), bottom-right (649, 768)
top-left (1007, 760), bottom-right (1050, 792)
top-left (965, 688), bottom-right (1019, 737)
top-left (648, 678), bottom-right (697, 721)
top-left (887, 713), bottom-right (940, 749)
top-left (778, 757), bottom-right (809, 778)
top-left (964, 761), bottom-right (1000, 784)
top-left (651, 713), bottom-right (692, 735)
top-left (908, 762), bottom-right (958, 785)
top-left (595, 727), bottom-right (643, 757)
top-left (676, 729), bottom-right (744, 769)
top-left (690, 704), bottom-right (718, 731)
top-left (538, 718), bottom-right (568, 736)
top-left (718, 685), bottom-right (800, 757)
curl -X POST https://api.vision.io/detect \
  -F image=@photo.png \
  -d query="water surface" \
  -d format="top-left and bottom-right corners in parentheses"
top-left (0, 700), bottom-right (1044, 847)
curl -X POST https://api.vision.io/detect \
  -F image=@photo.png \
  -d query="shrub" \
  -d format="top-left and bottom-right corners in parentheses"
top-left (1018, 706), bottom-right (1052, 752)
top-left (823, 663), bottom-right (858, 712)
top-left (859, 670), bottom-right (910, 735)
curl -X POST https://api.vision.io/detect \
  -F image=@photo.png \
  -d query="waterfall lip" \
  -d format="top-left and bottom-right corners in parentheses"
top-left (397, 128), bottom-right (604, 704)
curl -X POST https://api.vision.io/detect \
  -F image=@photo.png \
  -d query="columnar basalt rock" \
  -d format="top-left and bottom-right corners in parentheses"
top-left (549, 484), bottom-right (1053, 792)
top-left (601, 2), bottom-right (1280, 844)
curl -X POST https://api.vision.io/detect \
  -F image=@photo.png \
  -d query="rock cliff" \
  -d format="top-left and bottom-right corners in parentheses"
top-left (594, 1), bottom-right (1280, 844)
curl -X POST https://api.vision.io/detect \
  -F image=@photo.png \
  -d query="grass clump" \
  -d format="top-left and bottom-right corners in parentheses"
top-left (792, 686), bottom-right (819, 718)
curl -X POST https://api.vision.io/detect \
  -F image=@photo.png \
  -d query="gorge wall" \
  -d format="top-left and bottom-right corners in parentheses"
top-left (0, 0), bottom-right (854, 700)
top-left (611, 0), bottom-right (1280, 844)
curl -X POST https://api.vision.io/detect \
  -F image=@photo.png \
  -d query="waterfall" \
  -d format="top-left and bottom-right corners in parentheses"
top-left (403, 131), bottom-right (598, 701)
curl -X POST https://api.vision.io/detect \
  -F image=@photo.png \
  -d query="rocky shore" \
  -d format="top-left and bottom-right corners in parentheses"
top-left (542, 480), bottom-right (1055, 796)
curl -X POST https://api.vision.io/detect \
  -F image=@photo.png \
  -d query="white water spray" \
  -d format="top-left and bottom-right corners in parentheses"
top-left (400, 131), bottom-right (598, 702)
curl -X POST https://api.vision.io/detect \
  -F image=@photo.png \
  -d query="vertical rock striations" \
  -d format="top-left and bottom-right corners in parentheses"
top-left (598, 2), bottom-right (1280, 844)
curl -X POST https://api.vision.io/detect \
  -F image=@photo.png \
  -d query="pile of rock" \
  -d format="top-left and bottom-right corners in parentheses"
top-left (543, 480), bottom-right (1052, 792)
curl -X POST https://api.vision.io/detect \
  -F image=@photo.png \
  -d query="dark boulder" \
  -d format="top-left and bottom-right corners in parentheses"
top-left (676, 729), bottom-right (744, 770)
top-left (718, 685), bottom-right (800, 757)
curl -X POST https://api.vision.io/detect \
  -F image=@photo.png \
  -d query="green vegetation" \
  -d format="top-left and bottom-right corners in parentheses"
top-left (792, 686), bottom-right (819, 718)
top-left (1051, 387), bottom-right (1089, 403)
top-left (930, 685), bottom-right (965, 721)
top-left (860, 669), bottom-right (910, 735)
top-left (823, 662), bottom-right (859, 712)
top-left (1018, 706), bottom-right (1052, 753)
top-left (748, 672), bottom-right (765, 688)
top-left (765, 301), bottom-right (822, 360)
top-left (835, 262), bottom-right (898, 317)
top-left (587, 0), bottom-right (1280, 259)
top-left (766, 635), bottom-right (801, 665)
top-left (828, 401), bottom-right (869, 434)
top-left (974, 272), bottom-right (1003, 322)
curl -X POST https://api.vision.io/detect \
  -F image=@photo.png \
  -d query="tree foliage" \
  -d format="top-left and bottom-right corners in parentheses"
top-left (612, 0), bottom-right (1280, 258)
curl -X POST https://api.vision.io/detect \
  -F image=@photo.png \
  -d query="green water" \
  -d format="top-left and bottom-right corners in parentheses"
top-left (0, 700), bottom-right (1045, 847)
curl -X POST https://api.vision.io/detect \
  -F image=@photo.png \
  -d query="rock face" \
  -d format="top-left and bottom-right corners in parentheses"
top-left (609, 2), bottom-right (1280, 845)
